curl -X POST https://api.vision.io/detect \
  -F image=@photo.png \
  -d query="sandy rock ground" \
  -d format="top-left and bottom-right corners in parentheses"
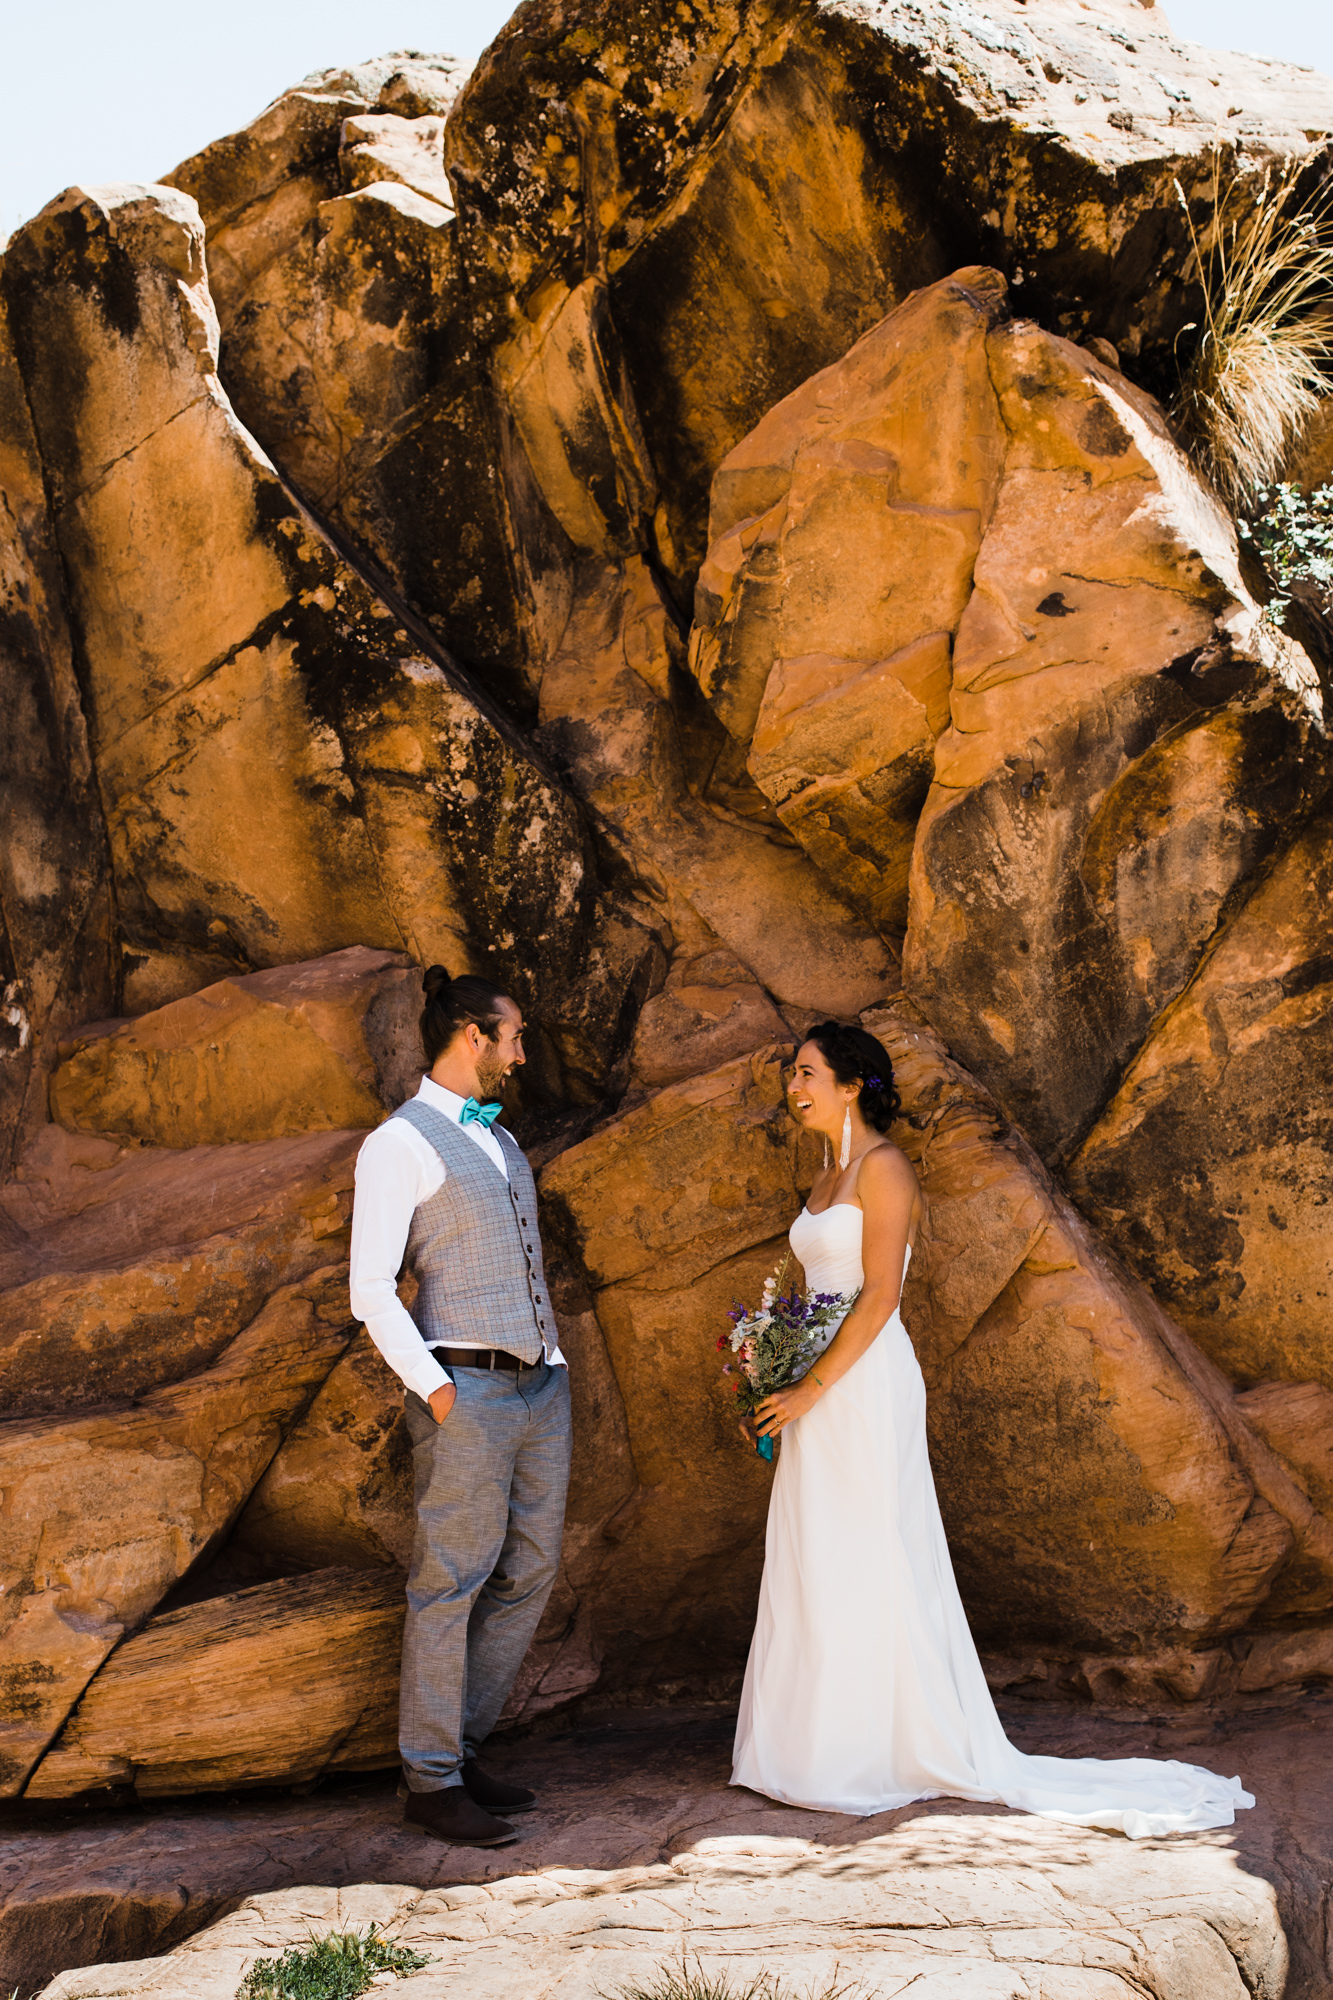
top-left (7, 1699), bottom-right (1330, 2000)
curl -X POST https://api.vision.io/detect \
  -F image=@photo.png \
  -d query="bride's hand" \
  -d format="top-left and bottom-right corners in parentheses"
top-left (755, 1376), bottom-right (822, 1439)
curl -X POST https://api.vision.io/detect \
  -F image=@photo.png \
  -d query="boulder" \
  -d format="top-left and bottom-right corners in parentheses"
top-left (541, 1050), bottom-right (823, 1681)
top-left (862, 1004), bottom-right (1333, 1680)
top-left (37, 1789), bottom-right (1290, 2000)
top-left (163, 53), bottom-right (464, 326)
top-left (687, 268), bottom-right (1327, 1154)
top-left (0, 1271), bottom-right (355, 1797)
top-left (0, 289), bottom-right (112, 1172)
top-left (903, 311), bottom-right (1327, 1159)
top-left (227, 1247), bottom-right (640, 1725)
top-left (26, 1257), bottom-right (644, 1796)
top-left (1069, 811), bottom-right (1333, 1392)
top-left (529, 1013), bottom-right (1333, 1695)
top-left (542, 1049), bottom-right (818, 1293)
top-left (168, 7), bottom-right (1333, 722)
top-left (25, 1568), bottom-right (402, 1799)
top-left (227, 1332), bottom-right (413, 1574)
top-left (688, 269), bottom-right (1009, 933)
top-left (339, 112), bottom-right (454, 207)
top-left (160, 60), bottom-right (543, 713)
top-left (50, 947), bottom-right (418, 1148)
top-left (0, 181), bottom-right (646, 1093)
top-left (1240, 1382), bottom-right (1333, 1522)
top-left (446, 0), bottom-right (1333, 611)
top-left (0, 1122), bottom-right (360, 1416)
top-left (629, 949), bottom-right (789, 1090)
top-left (584, 1233), bottom-right (807, 1686)
top-left (535, 553), bottom-right (894, 1017)
top-left (1236, 1381), bottom-right (1333, 1619)
top-left (1235, 1623), bottom-right (1333, 1695)
top-left (20, 1692), bottom-right (1333, 2000)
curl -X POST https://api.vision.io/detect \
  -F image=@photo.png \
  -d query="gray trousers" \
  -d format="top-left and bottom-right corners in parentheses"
top-left (399, 1359), bottom-right (571, 1791)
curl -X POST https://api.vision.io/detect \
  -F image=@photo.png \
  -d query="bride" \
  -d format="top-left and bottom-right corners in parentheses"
top-left (731, 1020), bottom-right (1253, 1839)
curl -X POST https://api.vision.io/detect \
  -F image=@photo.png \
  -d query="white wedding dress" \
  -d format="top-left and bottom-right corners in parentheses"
top-left (732, 1203), bottom-right (1254, 1839)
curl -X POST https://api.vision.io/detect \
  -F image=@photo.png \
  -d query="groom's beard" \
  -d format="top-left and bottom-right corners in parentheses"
top-left (475, 1048), bottom-right (509, 1104)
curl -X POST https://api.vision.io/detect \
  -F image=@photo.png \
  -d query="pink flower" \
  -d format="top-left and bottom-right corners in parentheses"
top-left (722, 1363), bottom-right (733, 1375)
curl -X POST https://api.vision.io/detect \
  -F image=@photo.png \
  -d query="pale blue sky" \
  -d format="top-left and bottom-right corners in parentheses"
top-left (2, 0), bottom-right (1330, 245)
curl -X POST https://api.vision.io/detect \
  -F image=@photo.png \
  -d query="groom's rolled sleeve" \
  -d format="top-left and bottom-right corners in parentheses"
top-left (349, 1123), bottom-right (452, 1401)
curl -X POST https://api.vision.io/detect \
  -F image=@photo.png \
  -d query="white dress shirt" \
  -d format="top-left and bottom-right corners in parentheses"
top-left (349, 1075), bottom-right (565, 1398)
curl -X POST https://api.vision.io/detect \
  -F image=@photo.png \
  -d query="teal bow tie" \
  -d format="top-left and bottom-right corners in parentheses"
top-left (460, 1097), bottom-right (502, 1129)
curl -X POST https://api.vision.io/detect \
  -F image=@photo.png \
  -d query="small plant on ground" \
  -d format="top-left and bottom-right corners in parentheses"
top-left (605, 1961), bottom-right (866, 2000)
top-left (1239, 480), bottom-right (1333, 626)
top-left (1172, 147), bottom-right (1333, 507)
top-left (236, 1924), bottom-right (433, 2000)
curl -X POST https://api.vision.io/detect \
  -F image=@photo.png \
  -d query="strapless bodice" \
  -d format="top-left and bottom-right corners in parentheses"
top-left (790, 1202), bottom-right (912, 1301)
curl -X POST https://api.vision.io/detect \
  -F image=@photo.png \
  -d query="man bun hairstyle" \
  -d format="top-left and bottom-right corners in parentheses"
top-left (420, 965), bottom-right (513, 1067)
top-left (803, 1020), bottom-right (903, 1134)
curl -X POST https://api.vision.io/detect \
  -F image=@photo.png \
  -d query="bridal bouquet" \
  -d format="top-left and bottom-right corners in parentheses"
top-left (718, 1252), bottom-right (858, 1461)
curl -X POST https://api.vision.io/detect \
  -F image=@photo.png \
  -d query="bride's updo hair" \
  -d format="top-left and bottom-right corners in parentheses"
top-left (802, 1021), bottom-right (902, 1134)
top-left (420, 964), bottom-right (512, 1065)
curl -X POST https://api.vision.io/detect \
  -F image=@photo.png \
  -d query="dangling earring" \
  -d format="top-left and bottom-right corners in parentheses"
top-left (823, 1135), bottom-right (831, 1170)
top-left (839, 1103), bottom-right (852, 1171)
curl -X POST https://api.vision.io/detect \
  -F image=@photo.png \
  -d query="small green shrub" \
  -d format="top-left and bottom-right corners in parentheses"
top-left (236, 1924), bottom-right (434, 2000)
top-left (1240, 480), bottom-right (1333, 625)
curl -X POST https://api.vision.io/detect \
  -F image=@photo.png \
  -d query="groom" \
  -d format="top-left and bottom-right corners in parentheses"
top-left (349, 965), bottom-right (571, 1847)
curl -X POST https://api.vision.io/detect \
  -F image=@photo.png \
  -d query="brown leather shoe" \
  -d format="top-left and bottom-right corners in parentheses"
top-left (463, 1758), bottom-right (538, 1815)
top-left (403, 1784), bottom-right (517, 1846)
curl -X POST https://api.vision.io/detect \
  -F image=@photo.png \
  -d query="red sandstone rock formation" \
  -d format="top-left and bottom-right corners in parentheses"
top-left (2, 0), bottom-right (1332, 1801)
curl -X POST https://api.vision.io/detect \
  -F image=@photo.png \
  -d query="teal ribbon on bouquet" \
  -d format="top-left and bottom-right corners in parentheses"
top-left (460, 1097), bottom-right (502, 1128)
top-left (756, 1433), bottom-right (774, 1462)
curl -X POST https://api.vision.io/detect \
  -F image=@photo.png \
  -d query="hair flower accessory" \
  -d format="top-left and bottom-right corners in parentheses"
top-left (865, 1074), bottom-right (883, 1089)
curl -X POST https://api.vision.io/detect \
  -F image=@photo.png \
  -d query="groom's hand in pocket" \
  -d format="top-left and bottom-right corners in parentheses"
top-left (428, 1382), bottom-right (457, 1425)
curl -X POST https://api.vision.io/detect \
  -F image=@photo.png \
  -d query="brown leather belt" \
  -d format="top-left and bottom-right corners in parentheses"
top-left (428, 1345), bottom-right (539, 1373)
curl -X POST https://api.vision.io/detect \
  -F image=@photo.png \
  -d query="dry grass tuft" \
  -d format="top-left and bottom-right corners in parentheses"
top-left (1172, 147), bottom-right (1333, 508)
top-left (606, 1964), bottom-right (867, 2000)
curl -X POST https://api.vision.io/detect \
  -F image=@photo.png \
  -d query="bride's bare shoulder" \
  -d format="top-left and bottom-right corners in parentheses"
top-left (856, 1141), bottom-right (919, 1199)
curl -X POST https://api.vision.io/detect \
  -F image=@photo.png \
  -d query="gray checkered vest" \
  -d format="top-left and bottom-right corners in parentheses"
top-left (392, 1099), bottom-right (553, 1364)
